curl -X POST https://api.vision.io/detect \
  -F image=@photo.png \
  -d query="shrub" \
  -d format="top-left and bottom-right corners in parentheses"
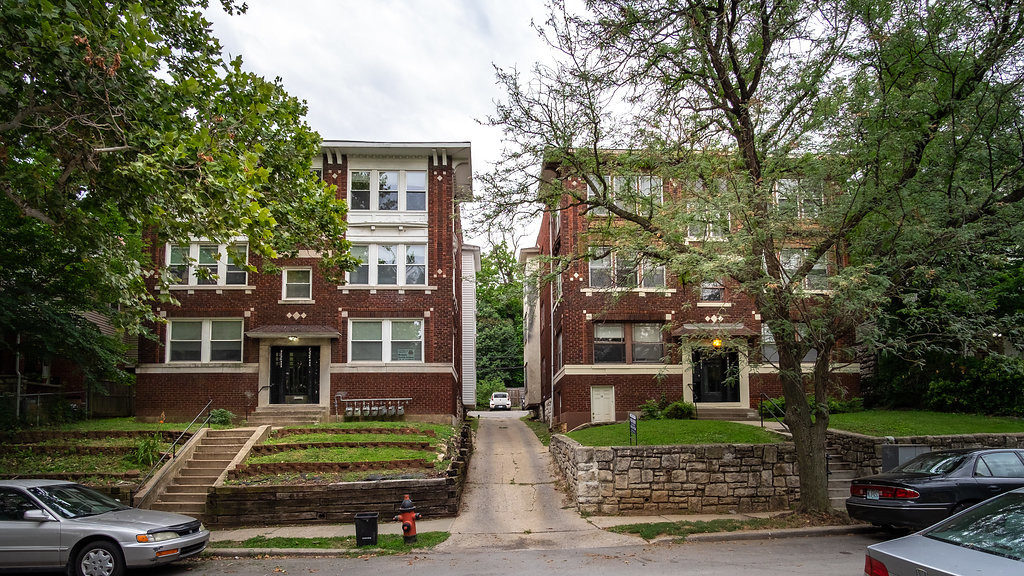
top-left (923, 356), bottom-right (1024, 416)
top-left (476, 377), bottom-right (506, 409)
top-left (208, 408), bottom-right (235, 425)
top-left (663, 401), bottom-right (696, 420)
top-left (639, 395), bottom-right (669, 420)
top-left (126, 434), bottom-right (162, 469)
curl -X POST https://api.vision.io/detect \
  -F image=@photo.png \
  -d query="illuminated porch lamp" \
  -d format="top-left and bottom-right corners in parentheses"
top-left (711, 338), bottom-right (723, 348)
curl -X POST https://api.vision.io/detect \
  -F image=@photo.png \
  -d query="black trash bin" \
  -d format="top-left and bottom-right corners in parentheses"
top-left (354, 512), bottom-right (379, 546)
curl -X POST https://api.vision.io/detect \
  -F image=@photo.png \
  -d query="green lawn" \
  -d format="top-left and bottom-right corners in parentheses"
top-left (829, 410), bottom-right (1024, 436)
top-left (279, 421), bottom-right (455, 441)
top-left (246, 447), bottom-right (435, 464)
top-left (568, 420), bottom-right (783, 446)
top-left (264, 432), bottom-right (436, 444)
top-left (31, 417), bottom-right (221, 432)
top-left (520, 415), bottom-right (552, 446)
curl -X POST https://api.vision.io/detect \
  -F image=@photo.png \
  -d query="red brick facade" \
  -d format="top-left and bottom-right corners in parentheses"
top-left (523, 170), bottom-right (860, 430)
top-left (136, 141), bottom-right (473, 422)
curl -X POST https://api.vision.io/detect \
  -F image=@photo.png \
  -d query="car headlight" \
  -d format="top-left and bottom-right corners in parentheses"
top-left (137, 531), bottom-right (180, 543)
top-left (199, 523), bottom-right (206, 532)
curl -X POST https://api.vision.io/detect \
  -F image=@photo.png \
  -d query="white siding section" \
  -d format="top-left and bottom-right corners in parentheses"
top-left (461, 246), bottom-right (481, 407)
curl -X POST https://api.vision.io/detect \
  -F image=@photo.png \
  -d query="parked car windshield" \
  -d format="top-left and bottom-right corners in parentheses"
top-left (895, 452), bottom-right (968, 475)
top-left (492, 393), bottom-right (508, 399)
top-left (925, 492), bottom-right (1024, 561)
top-left (29, 483), bottom-right (130, 519)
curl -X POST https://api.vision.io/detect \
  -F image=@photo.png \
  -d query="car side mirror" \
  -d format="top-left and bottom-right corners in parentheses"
top-left (23, 509), bottom-right (56, 522)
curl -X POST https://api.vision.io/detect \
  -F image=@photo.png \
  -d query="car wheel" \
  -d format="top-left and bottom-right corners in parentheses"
top-left (73, 541), bottom-right (124, 576)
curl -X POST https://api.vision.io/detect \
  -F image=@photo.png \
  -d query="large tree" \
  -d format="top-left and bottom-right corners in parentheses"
top-left (482, 0), bottom-right (1024, 511)
top-left (1, 1), bottom-right (355, 388)
top-left (476, 243), bottom-right (525, 389)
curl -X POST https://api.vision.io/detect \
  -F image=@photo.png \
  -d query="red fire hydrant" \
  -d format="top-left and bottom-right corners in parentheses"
top-left (393, 494), bottom-right (421, 544)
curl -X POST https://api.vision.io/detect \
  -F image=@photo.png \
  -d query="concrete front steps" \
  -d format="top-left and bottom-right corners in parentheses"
top-left (247, 404), bottom-right (329, 426)
top-left (827, 444), bottom-right (858, 511)
top-left (149, 428), bottom-right (255, 517)
top-left (696, 407), bottom-right (758, 420)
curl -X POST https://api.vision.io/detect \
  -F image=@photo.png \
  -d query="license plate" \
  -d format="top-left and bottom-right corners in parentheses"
top-left (867, 489), bottom-right (880, 500)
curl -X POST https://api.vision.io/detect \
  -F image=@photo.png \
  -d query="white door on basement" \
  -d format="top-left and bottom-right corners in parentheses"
top-left (591, 385), bottom-right (615, 423)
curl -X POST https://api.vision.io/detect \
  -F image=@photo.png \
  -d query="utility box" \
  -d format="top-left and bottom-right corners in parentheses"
top-left (881, 445), bottom-right (931, 471)
top-left (354, 512), bottom-right (379, 546)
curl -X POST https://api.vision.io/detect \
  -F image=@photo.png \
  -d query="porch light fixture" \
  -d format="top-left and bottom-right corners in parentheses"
top-left (287, 336), bottom-right (299, 342)
top-left (711, 338), bottom-right (723, 348)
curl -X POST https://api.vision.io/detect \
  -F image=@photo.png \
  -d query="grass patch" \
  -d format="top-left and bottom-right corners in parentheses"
top-left (263, 432), bottom-right (436, 445)
top-left (224, 469), bottom-right (436, 485)
top-left (37, 417), bottom-right (228, 432)
top-left (246, 447), bottom-right (434, 464)
top-left (279, 421), bottom-right (454, 441)
top-left (829, 410), bottom-right (1024, 437)
top-left (521, 416), bottom-right (551, 446)
top-left (608, 512), bottom-right (854, 540)
top-left (568, 420), bottom-right (783, 446)
top-left (0, 451), bottom-right (147, 475)
top-left (208, 531), bottom-right (449, 554)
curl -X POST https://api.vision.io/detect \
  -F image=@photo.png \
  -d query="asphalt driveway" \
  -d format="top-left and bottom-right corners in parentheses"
top-left (437, 410), bottom-right (639, 550)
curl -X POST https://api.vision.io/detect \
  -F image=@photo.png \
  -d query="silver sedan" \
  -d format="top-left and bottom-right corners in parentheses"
top-left (0, 479), bottom-right (209, 576)
top-left (865, 488), bottom-right (1024, 575)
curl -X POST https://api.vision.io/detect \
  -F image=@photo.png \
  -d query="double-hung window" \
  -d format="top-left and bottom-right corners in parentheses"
top-left (761, 323), bottom-right (817, 363)
top-left (780, 248), bottom-right (829, 290)
top-left (775, 178), bottom-right (823, 218)
top-left (592, 174), bottom-right (663, 215)
top-left (349, 169), bottom-right (428, 212)
top-left (700, 281), bottom-right (725, 302)
top-left (347, 244), bottom-right (428, 286)
top-left (594, 322), bottom-right (664, 363)
top-left (349, 319), bottom-right (424, 362)
top-left (589, 248), bottom-right (664, 289)
top-left (283, 268), bottom-right (313, 300)
top-left (167, 242), bottom-right (248, 286)
top-left (168, 319), bottom-right (243, 363)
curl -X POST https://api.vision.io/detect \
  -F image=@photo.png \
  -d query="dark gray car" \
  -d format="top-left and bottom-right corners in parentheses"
top-left (0, 479), bottom-right (209, 576)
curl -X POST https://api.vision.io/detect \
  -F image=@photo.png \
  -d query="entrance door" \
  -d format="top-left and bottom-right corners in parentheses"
top-left (270, 346), bottom-right (320, 404)
top-left (692, 348), bottom-right (740, 403)
top-left (591, 385), bottom-right (615, 423)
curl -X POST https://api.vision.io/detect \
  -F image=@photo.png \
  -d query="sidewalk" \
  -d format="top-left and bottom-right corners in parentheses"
top-left (206, 510), bottom-right (873, 555)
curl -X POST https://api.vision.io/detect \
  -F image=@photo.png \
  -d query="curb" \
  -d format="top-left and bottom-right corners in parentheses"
top-left (658, 523), bottom-right (876, 544)
top-left (205, 547), bottom-right (378, 557)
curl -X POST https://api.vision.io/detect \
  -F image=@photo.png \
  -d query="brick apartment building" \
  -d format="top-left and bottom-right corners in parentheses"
top-left (522, 164), bottom-right (859, 431)
top-left (135, 141), bottom-right (479, 424)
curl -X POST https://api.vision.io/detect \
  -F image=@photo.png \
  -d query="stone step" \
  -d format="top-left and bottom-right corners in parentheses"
top-left (191, 447), bottom-right (241, 457)
top-left (179, 467), bottom-right (223, 477)
top-left (201, 437), bottom-right (249, 446)
top-left (164, 485), bottom-right (211, 494)
top-left (829, 486), bottom-right (852, 498)
top-left (695, 408), bottom-right (759, 421)
top-left (174, 476), bottom-right (219, 485)
top-left (828, 470), bottom-right (858, 481)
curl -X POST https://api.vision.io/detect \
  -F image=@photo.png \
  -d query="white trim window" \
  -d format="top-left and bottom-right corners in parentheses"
top-left (167, 319), bottom-right (243, 362)
top-left (282, 268), bottom-right (313, 300)
top-left (589, 248), bottom-right (665, 289)
top-left (686, 203), bottom-right (730, 239)
top-left (347, 244), bottom-right (428, 286)
top-left (774, 178), bottom-right (823, 218)
top-left (700, 281), bottom-right (725, 302)
top-left (780, 248), bottom-right (829, 290)
top-left (167, 242), bottom-right (247, 286)
top-left (590, 174), bottom-right (663, 215)
top-left (349, 169), bottom-right (428, 212)
top-left (349, 319), bottom-right (424, 362)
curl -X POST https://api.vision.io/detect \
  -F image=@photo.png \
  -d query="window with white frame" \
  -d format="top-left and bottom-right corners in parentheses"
top-left (347, 244), bottom-right (428, 286)
top-left (282, 268), bottom-right (313, 300)
top-left (686, 203), bottom-right (729, 239)
top-left (774, 178), bottom-right (823, 218)
top-left (349, 319), bottom-right (424, 362)
top-left (700, 281), bottom-right (725, 302)
top-left (780, 248), bottom-right (829, 290)
top-left (168, 319), bottom-right (243, 362)
top-left (589, 248), bottom-right (665, 289)
top-left (349, 169), bottom-right (428, 212)
top-left (590, 174), bottom-right (663, 215)
top-left (594, 322), bottom-right (665, 363)
top-left (167, 242), bottom-right (248, 286)
top-left (761, 323), bottom-right (817, 363)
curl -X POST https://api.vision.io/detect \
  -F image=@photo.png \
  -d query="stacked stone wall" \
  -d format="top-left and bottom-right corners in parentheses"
top-left (826, 430), bottom-right (1024, 477)
top-left (551, 435), bottom-right (800, 514)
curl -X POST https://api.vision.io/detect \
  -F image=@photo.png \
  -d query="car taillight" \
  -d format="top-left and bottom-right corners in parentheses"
top-left (864, 555), bottom-right (889, 576)
top-left (850, 484), bottom-right (920, 499)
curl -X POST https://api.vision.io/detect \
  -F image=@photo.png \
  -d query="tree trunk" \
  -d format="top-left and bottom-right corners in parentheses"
top-left (778, 351), bottom-right (832, 512)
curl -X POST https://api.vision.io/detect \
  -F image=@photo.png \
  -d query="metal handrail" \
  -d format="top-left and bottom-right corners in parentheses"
top-left (758, 392), bottom-right (789, 434)
top-left (132, 398), bottom-right (214, 504)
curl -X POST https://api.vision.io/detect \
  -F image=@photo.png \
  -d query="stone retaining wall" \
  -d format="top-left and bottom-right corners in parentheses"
top-left (826, 430), bottom-right (1024, 476)
top-left (550, 435), bottom-right (800, 514)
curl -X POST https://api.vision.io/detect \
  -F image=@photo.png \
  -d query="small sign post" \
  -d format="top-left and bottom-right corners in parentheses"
top-left (629, 413), bottom-right (638, 446)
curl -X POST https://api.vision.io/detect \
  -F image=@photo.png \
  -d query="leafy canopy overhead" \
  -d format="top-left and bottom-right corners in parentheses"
top-left (483, 0), bottom-right (1024, 512)
top-left (0, 0), bottom-right (355, 385)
